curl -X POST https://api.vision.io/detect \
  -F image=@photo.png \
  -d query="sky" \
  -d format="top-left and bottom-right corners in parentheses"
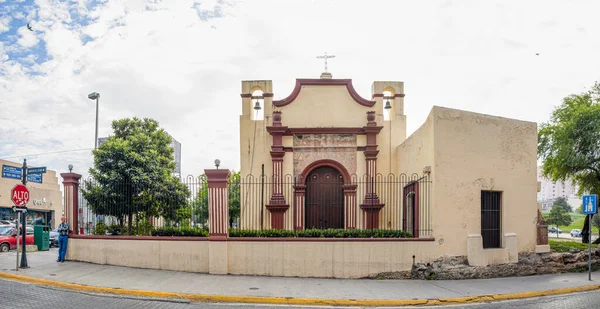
top-left (0, 0), bottom-right (599, 179)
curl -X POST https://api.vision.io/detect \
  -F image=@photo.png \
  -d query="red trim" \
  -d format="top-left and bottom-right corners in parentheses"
top-left (263, 93), bottom-right (273, 97)
top-left (227, 237), bottom-right (435, 242)
top-left (240, 93), bottom-right (252, 98)
top-left (283, 127), bottom-right (366, 135)
top-left (71, 235), bottom-right (209, 241)
top-left (70, 235), bottom-right (434, 242)
top-left (273, 79), bottom-right (375, 107)
top-left (298, 159), bottom-right (352, 186)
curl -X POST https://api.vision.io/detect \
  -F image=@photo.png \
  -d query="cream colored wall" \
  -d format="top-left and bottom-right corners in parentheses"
top-left (67, 238), bottom-right (209, 273)
top-left (227, 240), bottom-right (438, 278)
top-left (0, 159), bottom-right (62, 228)
top-left (430, 106), bottom-right (538, 255)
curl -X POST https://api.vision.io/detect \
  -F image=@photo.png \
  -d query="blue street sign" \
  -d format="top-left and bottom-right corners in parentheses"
top-left (28, 167), bottom-right (46, 174)
top-left (27, 173), bottom-right (43, 184)
top-left (583, 194), bottom-right (597, 215)
top-left (2, 165), bottom-right (22, 180)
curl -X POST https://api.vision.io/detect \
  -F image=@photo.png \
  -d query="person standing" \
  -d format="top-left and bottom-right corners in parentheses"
top-left (57, 217), bottom-right (70, 262)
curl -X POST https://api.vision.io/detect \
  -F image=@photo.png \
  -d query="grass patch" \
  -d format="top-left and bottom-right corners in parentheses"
top-left (567, 264), bottom-right (600, 273)
top-left (541, 212), bottom-right (599, 234)
top-left (549, 239), bottom-right (598, 252)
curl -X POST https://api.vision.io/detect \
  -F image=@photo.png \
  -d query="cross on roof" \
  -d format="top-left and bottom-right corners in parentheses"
top-left (316, 52), bottom-right (335, 73)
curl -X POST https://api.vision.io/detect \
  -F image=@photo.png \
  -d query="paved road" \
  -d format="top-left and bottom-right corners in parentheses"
top-left (1, 278), bottom-right (600, 309)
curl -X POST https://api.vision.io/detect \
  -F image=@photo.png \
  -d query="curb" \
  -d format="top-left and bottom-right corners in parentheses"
top-left (1, 272), bottom-right (599, 307)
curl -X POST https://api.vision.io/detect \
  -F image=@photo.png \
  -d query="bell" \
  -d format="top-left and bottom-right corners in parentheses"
top-left (384, 100), bottom-right (392, 110)
top-left (253, 100), bottom-right (262, 111)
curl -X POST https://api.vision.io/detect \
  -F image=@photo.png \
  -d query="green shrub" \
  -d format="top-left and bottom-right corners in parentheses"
top-left (108, 224), bottom-right (124, 235)
top-left (94, 222), bottom-right (107, 236)
top-left (152, 226), bottom-right (208, 237)
top-left (549, 240), bottom-right (598, 252)
top-left (228, 228), bottom-right (412, 238)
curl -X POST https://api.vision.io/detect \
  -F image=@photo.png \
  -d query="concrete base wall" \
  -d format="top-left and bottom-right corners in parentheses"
top-left (467, 233), bottom-right (518, 267)
top-left (67, 238), bottom-right (209, 273)
top-left (227, 240), bottom-right (439, 278)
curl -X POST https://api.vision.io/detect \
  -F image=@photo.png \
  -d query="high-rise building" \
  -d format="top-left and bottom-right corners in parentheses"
top-left (537, 166), bottom-right (579, 210)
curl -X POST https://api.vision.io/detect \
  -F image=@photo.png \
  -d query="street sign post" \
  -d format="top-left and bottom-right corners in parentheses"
top-left (2, 165), bottom-right (22, 180)
top-left (582, 194), bottom-right (598, 281)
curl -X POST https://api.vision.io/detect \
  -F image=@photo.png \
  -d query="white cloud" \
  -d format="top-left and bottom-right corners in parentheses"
top-left (1, 0), bottom-right (600, 178)
top-left (0, 17), bottom-right (10, 33)
top-left (16, 26), bottom-right (39, 47)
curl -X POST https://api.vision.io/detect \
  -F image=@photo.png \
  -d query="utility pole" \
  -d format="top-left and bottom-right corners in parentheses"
top-left (20, 159), bottom-right (28, 269)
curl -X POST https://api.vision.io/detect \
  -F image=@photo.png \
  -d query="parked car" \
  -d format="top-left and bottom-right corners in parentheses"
top-left (571, 229), bottom-right (582, 237)
top-left (548, 227), bottom-right (563, 234)
top-left (0, 220), bottom-right (16, 226)
top-left (49, 228), bottom-right (59, 248)
top-left (0, 226), bottom-right (34, 252)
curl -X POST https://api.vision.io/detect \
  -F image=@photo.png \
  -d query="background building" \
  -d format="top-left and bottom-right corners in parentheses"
top-left (537, 166), bottom-right (580, 211)
top-left (0, 159), bottom-right (62, 228)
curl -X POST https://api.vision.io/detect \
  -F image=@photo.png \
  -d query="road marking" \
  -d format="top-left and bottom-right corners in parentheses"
top-left (1, 271), bottom-right (599, 307)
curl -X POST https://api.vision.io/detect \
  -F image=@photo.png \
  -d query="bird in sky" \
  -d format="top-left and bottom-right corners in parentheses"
top-left (27, 23), bottom-right (33, 31)
top-left (535, 53), bottom-right (539, 56)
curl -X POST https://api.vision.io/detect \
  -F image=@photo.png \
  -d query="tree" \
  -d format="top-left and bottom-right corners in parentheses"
top-left (593, 214), bottom-right (600, 238)
top-left (538, 81), bottom-right (600, 198)
top-left (553, 197), bottom-right (571, 213)
top-left (82, 117), bottom-right (190, 234)
top-left (544, 205), bottom-right (572, 237)
top-left (191, 171), bottom-right (240, 228)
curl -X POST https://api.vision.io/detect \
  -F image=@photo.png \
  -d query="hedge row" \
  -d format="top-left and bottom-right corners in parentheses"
top-left (228, 228), bottom-right (413, 238)
top-left (151, 227), bottom-right (209, 237)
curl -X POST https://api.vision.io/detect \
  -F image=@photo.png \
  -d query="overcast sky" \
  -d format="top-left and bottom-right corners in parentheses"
top-left (1, 0), bottom-right (599, 178)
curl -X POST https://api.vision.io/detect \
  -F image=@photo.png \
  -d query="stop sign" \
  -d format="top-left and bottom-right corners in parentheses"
top-left (11, 184), bottom-right (30, 207)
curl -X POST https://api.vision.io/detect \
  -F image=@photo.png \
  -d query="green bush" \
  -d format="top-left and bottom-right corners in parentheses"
top-left (228, 228), bottom-right (412, 238)
top-left (94, 222), bottom-right (107, 236)
top-left (108, 224), bottom-right (124, 235)
top-left (152, 226), bottom-right (209, 237)
top-left (549, 240), bottom-right (598, 252)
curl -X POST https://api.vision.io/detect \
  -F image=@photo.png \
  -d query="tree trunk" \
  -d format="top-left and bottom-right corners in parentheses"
top-left (128, 213), bottom-right (133, 235)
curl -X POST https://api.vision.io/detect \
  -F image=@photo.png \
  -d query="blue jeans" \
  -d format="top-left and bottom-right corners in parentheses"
top-left (58, 235), bottom-right (68, 261)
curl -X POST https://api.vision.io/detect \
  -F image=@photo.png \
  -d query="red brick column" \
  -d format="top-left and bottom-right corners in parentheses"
top-left (343, 184), bottom-right (358, 229)
top-left (293, 184), bottom-right (306, 230)
top-left (360, 111), bottom-right (384, 229)
top-left (266, 111), bottom-right (289, 229)
top-left (61, 173), bottom-right (82, 235)
top-left (205, 169), bottom-right (231, 240)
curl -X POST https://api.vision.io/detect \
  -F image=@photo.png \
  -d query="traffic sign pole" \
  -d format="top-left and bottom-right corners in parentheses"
top-left (589, 213), bottom-right (592, 281)
top-left (16, 212), bottom-right (20, 271)
top-left (19, 159), bottom-right (28, 269)
top-left (582, 194), bottom-right (597, 281)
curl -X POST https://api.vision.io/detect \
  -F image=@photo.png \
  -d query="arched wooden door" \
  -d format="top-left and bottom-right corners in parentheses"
top-left (305, 166), bottom-right (344, 229)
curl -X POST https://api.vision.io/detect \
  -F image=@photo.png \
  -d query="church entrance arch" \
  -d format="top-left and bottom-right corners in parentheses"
top-left (305, 166), bottom-right (344, 229)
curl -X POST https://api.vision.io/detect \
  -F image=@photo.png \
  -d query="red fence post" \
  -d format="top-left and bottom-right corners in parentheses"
top-left (61, 172), bottom-right (82, 235)
top-left (205, 169), bottom-right (231, 240)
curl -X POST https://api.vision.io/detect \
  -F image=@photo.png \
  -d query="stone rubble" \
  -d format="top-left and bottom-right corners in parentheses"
top-left (370, 247), bottom-right (600, 280)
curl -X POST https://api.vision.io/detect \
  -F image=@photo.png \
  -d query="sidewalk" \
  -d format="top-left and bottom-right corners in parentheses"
top-left (1, 249), bottom-right (599, 306)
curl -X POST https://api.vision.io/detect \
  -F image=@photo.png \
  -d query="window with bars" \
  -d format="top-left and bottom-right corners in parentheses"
top-left (481, 191), bottom-right (502, 249)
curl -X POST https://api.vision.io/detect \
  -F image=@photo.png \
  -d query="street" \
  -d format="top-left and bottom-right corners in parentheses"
top-left (1, 278), bottom-right (599, 309)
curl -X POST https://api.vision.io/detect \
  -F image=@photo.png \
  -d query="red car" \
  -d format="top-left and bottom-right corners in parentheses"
top-left (0, 226), bottom-right (34, 252)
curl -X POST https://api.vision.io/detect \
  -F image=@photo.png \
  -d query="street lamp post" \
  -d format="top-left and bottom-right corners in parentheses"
top-left (88, 92), bottom-right (100, 149)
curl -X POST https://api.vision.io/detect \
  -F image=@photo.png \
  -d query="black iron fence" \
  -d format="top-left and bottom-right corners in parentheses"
top-left (76, 172), bottom-right (431, 237)
top-left (237, 173), bottom-right (431, 237)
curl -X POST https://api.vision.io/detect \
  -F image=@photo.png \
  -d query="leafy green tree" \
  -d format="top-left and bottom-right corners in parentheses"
top-left (538, 81), bottom-right (600, 197)
top-left (82, 117), bottom-right (190, 233)
top-left (593, 214), bottom-right (600, 238)
top-left (191, 171), bottom-right (240, 228)
top-left (553, 197), bottom-right (571, 213)
top-left (576, 204), bottom-right (583, 214)
top-left (544, 205), bottom-right (573, 237)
